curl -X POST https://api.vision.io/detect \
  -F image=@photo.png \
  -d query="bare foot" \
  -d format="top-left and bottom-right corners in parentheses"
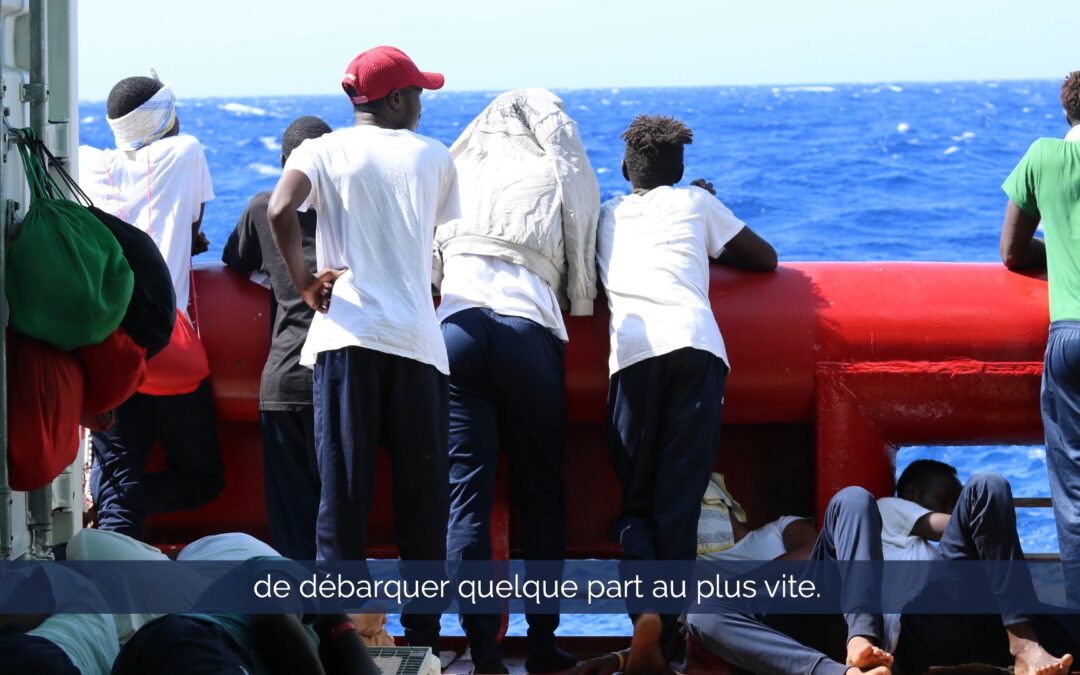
top-left (846, 636), bottom-right (893, 670)
top-left (1013, 641), bottom-right (1072, 675)
top-left (625, 614), bottom-right (670, 675)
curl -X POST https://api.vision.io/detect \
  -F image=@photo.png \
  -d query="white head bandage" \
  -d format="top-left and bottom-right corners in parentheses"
top-left (106, 83), bottom-right (177, 151)
top-left (697, 473), bottom-right (749, 556)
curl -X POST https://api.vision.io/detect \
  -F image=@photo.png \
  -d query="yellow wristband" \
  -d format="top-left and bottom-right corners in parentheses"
top-left (613, 650), bottom-right (627, 671)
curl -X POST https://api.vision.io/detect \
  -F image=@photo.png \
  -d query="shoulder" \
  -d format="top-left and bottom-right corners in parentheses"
top-left (246, 191), bottom-right (272, 213)
top-left (153, 133), bottom-right (207, 164)
top-left (877, 496), bottom-right (929, 518)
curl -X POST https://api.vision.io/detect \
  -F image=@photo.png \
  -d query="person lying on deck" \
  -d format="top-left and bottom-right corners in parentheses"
top-left (578, 465), bottom-right (1076, 675)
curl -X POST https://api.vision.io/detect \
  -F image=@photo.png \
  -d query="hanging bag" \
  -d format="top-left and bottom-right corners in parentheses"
top-left (5, 130), bottom-right (134, 351)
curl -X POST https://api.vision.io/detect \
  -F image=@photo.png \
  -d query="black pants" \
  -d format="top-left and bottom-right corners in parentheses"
top-left (607, 347), bottom-right (727, 640)
top-left (442, 308), bottom-right (567, 660)
top-left (91, 379), bottom-right (225, 538)
top-left (111, 615), bottom-right (252, 675)
top-left (261, 408), bottom-right (320, 560)
top-left (687, 487), bottom-right (885, 675)
top-left (313, 346), bottom-right (449, 649)
top-left (0, 624), bottom-right (78, 675)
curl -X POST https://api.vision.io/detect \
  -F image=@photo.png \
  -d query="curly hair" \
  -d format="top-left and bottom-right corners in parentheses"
top-left (621, 114), bottom-right (693, 189)
top-left (282, 116), bottom-right (332, 161)
top-left (896, 459), bottom-right (957, 498)
top-left (1062, 71), bottom-right (1080, 122)
top-left (106, 76), bottom-right (163, 119)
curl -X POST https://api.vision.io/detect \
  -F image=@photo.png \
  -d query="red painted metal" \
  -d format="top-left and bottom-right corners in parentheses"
top-left (145, 261), bottom-right (1049, 557)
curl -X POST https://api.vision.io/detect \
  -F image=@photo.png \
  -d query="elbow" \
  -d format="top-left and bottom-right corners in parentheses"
top-left (754, 246), bottom-right (779, 272)
top-left (1001, 247), bottom-right (1026, 271)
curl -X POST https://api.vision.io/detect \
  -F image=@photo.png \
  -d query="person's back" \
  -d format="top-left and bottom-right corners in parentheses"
top-left (290, 123), bottom-right (457, 370)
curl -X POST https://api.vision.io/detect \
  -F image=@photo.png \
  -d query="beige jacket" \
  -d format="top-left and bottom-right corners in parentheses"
top-left (433, 88), bottom-right (601, 315)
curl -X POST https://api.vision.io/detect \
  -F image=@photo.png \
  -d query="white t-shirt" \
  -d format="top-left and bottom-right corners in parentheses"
top-left (285, 125), bottom-right (460, 374)
top-left (178, 532), bottom-right (282, 561)
top-left (15, 565), bottom-right (119, 675)
top-left (699, 516), bottom-right (809, 563)
top-left (596, 186), bottom-right (745, 376)
top-left (79, 134), bottom-right (214, 313)
top-left (437, 254), bottom-right (568, 341)
top-left (878, 497), bottom-right (941, 652)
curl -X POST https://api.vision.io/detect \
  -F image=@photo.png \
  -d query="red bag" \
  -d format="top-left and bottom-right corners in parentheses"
top-left (7, 332), bottom-right (84, 491)
top-left (74, 327), bottom-right (147, 414)
top-left (139, 310), bottom-right (209, 396)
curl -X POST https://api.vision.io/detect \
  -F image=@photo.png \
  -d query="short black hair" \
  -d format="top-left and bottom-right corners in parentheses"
top-left (896, 459), bottom-right (957, 497)
top-left (1062, 71), bottom-right (1080, 122)
top-left (282, 116), bottom-right (332, 160)
top-left (621, 114), bottom-right (693, 189)
top-left (106, 76), bottom-right (164, 119)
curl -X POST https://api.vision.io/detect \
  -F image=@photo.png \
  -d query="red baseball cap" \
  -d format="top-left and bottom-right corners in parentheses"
top-left (341, 46), bottom-right (444, 104)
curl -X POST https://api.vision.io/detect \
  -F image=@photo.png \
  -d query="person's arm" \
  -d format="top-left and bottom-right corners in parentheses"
top-left (776, 518), bottom-right (817, 560)
top-left (999, 200), bottom-right (1046, 271)
top-left (221, 202), bottom-right (263, 275)
top-left (191, 203), bottom-right (210, 255)
top-left (250, 614), bottom-right (327, 675)
top-left (694, 179), bottom-right (777, 272)
top-left (267, 169), bottom-right (344, 313)
top-left (538, 114), bottom-right (601, 315)
top-left (909, 512), bottom-right (951, 542)
top-left (315, 614), bottom-right (381, 675)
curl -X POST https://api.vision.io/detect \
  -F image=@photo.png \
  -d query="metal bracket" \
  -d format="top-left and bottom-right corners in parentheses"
top-left (20, 82), bottom-right (46, 103)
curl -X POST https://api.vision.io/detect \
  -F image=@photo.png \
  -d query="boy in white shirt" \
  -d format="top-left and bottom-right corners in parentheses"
top-left (267, 46), bottom-right (459, 651)
top-left (79, 74), bottom-right (223, 538)
top-left (597, 114), bottom-right (777, 646)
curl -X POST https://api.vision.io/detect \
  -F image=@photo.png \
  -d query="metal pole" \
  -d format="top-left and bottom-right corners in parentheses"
top-left (26, 0), bottom-right (53, 560)
top-left (0, 7), bottom-right (9, 561)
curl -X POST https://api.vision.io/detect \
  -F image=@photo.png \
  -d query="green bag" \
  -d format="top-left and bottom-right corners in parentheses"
top-left (6, 130), bottom-right (134, 351)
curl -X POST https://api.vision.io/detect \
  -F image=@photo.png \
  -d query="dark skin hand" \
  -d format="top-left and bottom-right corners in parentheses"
top-left (1000, 200), bottom-right (1046, 270)
top-left (689, 178), bottom-right (778, 271)
top-left (267, 86), bottom-right (421, 308)
top-left (191, 204), bottom-right (209, 255)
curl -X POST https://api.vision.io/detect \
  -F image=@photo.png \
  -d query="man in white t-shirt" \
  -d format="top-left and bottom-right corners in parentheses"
top-left (434, 88), bottom-right (600, 674)
top-left (597, 114), bottom-right (777, 647)
top-left (267, 46), bottom-right (459, 651)
top-left (79, 74), bottom-right (223, 538)
top-left (881, 460), bottom-right (1075, 675)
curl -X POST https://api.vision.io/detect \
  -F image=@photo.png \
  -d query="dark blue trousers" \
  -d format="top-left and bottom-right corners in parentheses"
top-left (90, 378), bottom-right (224, 538)
top-left (0, 625), bottom-right (78, 675)
top-left (687, 487), bottom-right (885, 675)
top-left (261, 408), bottom-right (320, 560)
top-left (111, 615), bottom-right (252, 675)
top-left (442, 308), bottom-right (567, 662)
top-left (313, 346), bottom-right (449, 649)
top-left (607, 347), bottom-right (727, 641)
top-left (1042, 321), bottom-right (1080, 603)
top-left (895, 473), bottom-right (1080, 671)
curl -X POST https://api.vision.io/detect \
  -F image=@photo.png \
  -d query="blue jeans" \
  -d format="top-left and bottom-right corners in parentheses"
top-left (442, 308), bottom-right (567, 660)
top-left (90, 378), bottom-right (224, 538)
top-left (1042, 321), bottom-right (1080, 603)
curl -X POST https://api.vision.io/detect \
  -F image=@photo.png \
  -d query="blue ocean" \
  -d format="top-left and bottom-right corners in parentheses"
top-left (79, 81), bottom-right (1065, 636)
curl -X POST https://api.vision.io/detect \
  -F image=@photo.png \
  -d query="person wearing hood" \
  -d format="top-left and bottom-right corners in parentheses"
top-left (434, 88), bottom-right (600, 673)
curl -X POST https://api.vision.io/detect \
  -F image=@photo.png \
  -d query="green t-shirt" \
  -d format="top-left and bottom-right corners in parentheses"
top-left (1002, 137), bottom-right (1080, 321)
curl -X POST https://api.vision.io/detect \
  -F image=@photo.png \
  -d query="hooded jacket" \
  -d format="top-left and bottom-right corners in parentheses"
top-left (433, 88), bottom-right (601, 315)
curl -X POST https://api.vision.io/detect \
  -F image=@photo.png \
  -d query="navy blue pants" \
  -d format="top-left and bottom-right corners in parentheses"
top-left (91, 378), bottom-right (224, 538)
top-left (442, 308), bottom-right (567, 661)
top-left (261, 408), bottom-right (320, 560)
top-left (687, 487), bottom-right (885, 675)
top-left (111, 614), bottom-right (252, 675)
top-left (1042, 321), bottom-right (1080, 603)
top-left (607, 347), bottom-right (727, 641)
top-left (895, 473), bottom-right (1080, 671)
top-left (313, 346), bottom-right (449, 649)
top-left (0, 625), bottom-right (77, 674)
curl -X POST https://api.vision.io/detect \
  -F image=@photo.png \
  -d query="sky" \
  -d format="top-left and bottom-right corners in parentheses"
top-left (78, 0), bottom-right (1075, 100)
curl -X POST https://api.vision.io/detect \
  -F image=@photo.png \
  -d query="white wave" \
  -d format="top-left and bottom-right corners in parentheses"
top-left (248, 162), bottom-right (281, 176)
top-left (610, 88), bottom-right (620, 94)
top-left (943, 146), bottom-right (960, 155)
top-left (950, 131), bottom-right (976, 142)
top-left (781, 86), bottom-right (835, 93)
top-left (896, 122), bottom-right (910, 134)
top-left (600, 99), bottom-right (611, 106)
top-left (596, 167), bottom-right (610, 174)
top-left (886, 85), bottom-right (903, 93)
top-left (220, 102), bottom-right (267, 116)
top-left (81, 115), bottom-right (96, 124)
top-left (260, 136), bottom-right (281, 151)
top-left (1022, 107), bottom-right (1032, 113)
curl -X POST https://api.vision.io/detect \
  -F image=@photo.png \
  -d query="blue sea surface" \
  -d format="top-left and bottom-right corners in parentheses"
top-left (78, 82), bottom-right (1065, 636)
